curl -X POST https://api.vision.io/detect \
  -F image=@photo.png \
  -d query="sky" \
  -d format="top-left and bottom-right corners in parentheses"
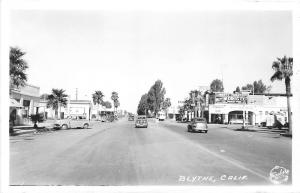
top-left (10, 10), bottom-right (292, 113)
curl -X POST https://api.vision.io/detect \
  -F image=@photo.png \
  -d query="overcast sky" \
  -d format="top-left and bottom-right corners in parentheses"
top-left (10, 10), bottom-right (292, 113)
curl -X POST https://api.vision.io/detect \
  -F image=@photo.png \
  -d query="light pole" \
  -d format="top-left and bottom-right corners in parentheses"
top-left (242, 96), bottom-right (247, 130)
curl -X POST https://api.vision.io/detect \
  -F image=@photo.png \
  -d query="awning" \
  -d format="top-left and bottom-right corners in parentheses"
top-left (10, 98), bottom-right (23, 108)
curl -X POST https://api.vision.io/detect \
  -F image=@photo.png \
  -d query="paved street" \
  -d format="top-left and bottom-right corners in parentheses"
top-left (10, 118), bottom-right (291, 186)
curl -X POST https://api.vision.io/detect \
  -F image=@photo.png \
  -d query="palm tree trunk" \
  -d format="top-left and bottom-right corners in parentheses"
top-left (59, 104), bottom-right (61, 120)
top-left (285, 78), bottom-right (292, 135)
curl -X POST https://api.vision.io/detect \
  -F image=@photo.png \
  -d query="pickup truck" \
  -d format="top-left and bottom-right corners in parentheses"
top-left (53, 118), bottom-right (92, 129)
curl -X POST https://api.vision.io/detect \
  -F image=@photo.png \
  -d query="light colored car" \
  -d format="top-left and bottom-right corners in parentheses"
top-left (135, 115), bottom-right (148, 128)
top-left (128, 115), bottom-right (134, 121)
top-left (229, 118), bottom-right (249, 125)
top-left (54, 117), bottom-right (92, 129)
top-left (187, 118), bottom-right (208, 133)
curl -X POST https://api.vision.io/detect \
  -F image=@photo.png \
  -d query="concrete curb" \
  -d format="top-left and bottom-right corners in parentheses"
top-left (11, 129), bottom-right (36, 136)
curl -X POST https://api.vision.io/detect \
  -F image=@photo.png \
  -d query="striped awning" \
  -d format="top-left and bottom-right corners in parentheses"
top-left (10, 98), bottom-right (23, 108)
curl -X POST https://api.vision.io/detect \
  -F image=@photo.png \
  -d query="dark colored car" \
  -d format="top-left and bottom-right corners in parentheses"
top-left (187, 118), bottom-right (208, 133)
top-left (135, 115), bottom-right (148, 128)
top-left (128, 115), bottom-right (134, 121)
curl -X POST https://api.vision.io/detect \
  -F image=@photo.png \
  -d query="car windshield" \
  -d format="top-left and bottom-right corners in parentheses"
top-left (193, 118), bottom-right (206, 123)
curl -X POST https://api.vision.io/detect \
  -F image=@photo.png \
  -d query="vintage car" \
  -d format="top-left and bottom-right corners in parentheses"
top-left (135, 115), bottom-right (148, 128)
top-left (53, 116), bottom-right (92, 129)
top-left (187, 118), bottom-right (208, 133)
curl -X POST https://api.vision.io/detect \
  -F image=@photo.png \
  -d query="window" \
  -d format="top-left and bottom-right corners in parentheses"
top-left (23, 100), bottom-right (30, 107)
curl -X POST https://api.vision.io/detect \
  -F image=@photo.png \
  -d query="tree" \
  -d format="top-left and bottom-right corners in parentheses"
top-left (210, 79), bottom-right (224, 92)
top-left (162, 98), bottom-right (171, 110)
top-left (102, 101), bottom-right (112, 109)
top-left (271, 56), bottom-right (293, 134)
top-left (241, 80), bottom-right (269, 94)
top-left (46, 89), bottom-right (68, 119)
top-left (180, 98), bottom-right (194, 121)
top-left (111, 91), bottom-right (120, 112)
top-left (92, 91), bottom-right (104, 106)
top-left (92, 91), bottom-right (105, 118)
top-left (253, 80), bottom-right (268, 94)
top-left (147, 80), bottom-right (166, 115)
top-left (235, 86), bottom-right (241, 93)
top-left (189, 90), bottom-right (205, 118)
top-left (241, 84), bottom-right (253, 92)
top-left (40, 93), bottom-right (49, 100)
top-left (162, 98), bottom-right (172, 119)
top-left (137, 94), bottom-right (149, 115)
top-left (10, 47), bottom-right (28, 90)
top-left (29, 113), bottom-right (44, 128)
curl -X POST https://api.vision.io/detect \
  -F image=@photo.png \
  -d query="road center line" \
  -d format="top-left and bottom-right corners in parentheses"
top-left (160, 123), bottom-right (270, 182)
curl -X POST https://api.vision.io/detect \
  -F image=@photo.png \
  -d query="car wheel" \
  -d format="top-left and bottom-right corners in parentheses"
top-left (83, 123), bottom-right (89, 129)
top-left (62, 124), bottom-right (68, 130)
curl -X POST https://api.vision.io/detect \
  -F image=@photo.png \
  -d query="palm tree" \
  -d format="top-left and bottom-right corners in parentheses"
top-left (9, 47), bottom-right (28, 91)
top-left (46, 89), bottom-right (68, 119)
top-left (270, 56), bottom-right (293, 134)
top-left (111, 91), bottom-right (120, 113)
top-left (92, 91), bottom-right (104, 118)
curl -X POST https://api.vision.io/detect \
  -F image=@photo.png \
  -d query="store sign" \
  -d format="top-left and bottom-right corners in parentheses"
top-left (69, 107), bottom-right (85, 115)
top-left (215, 93), bottom-right (248, 104)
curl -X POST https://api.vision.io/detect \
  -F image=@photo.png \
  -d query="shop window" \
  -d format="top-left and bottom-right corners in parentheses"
top-left (23, 100), bottom-right (30, 107)
top-left (22, 109), bottom-right (28, 118)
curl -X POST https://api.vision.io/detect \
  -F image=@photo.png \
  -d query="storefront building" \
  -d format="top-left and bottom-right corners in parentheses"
top-left (10, 84), bottom-right (40, 125)
top-left (39, 100), bottom-right (92, 120)
top-left (208, 92), bottom-right (290, 126)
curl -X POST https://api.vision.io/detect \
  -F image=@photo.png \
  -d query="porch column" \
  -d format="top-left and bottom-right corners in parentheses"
top-left (224, 114), bottom-right (228, 124)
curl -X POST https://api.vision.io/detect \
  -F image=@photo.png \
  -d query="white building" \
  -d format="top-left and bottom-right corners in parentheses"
top-left (10, 84), bottom-right (40, 125)
top-left (39, 100), bottom-right (92, 120)
top-left (208, 92), bottom-right (290, 125)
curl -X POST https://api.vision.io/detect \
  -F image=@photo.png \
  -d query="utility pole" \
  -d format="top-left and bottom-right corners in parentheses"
top-left (76, 88), bottom-right (78, 100)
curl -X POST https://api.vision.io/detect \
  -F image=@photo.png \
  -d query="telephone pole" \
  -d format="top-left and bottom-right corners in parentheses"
top-left (76, 88), bottom-right (78, 100)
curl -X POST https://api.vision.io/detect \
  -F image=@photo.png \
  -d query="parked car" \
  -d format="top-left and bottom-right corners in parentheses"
top-left (135, 115), bottom-right (148, 128)
top-left (187, 118), bottom-right (208, 133)
top-left (54, 117), bottom-right (92, 129)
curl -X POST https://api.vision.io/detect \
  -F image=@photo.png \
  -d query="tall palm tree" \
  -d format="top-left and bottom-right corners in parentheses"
top-left (92, 91), bottom-right (104, 117)
top-left (9, 47), bottom-right (28, 91)
top-left (270, 56), bottom-right (293, 134)
top-left (46, 89), bottom-right (68, 119)
top-left (111, 91), bottom-right (120, 113)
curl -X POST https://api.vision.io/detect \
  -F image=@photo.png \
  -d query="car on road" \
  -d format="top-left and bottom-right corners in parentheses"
top-left (135, 115), bottom-right (148, 128)
top-left (157, 111), bottom-right (166, 121)
top-left (128, 115), bottom-right (134, 121)
top-left (53, 117), bottom-right (92, 129)
top-left (187, 118), bottom-right (208, 133)
top-left (229, 118), bottom-right (249, 125)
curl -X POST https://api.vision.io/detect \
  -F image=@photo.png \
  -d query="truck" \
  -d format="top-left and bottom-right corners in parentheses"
top-left (157, 111), bottom-right (166, 121)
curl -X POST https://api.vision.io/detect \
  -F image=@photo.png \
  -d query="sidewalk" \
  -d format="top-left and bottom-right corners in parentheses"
top-left (224, 124), bottom-right (291, 137)
top-left (10, 122), bottom-right (56, 136)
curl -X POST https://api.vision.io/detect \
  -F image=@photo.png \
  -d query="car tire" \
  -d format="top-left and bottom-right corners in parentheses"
top-left (62, 124), bottom-right (68, 130)
top-left (83, 123), bottom-right (89, 129)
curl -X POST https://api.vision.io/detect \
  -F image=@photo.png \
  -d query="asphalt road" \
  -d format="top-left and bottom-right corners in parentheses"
top-left (10, 118), bottom-right (292, 186)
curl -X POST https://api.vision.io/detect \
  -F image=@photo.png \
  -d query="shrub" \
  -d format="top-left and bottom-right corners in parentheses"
top-left (30, 113), bottom-right (45, 128)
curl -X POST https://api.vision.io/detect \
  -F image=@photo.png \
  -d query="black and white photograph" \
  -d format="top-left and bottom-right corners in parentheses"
top-left (1, 0), bottom-right (300, 193)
